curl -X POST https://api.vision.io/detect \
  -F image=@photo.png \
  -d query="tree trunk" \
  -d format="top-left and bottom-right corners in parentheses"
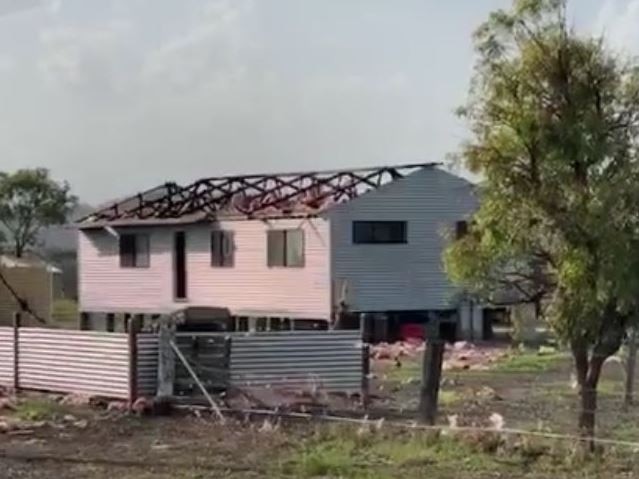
top-left (625, 328), bottom-right (638, 408)
top-left (577, 355), bottom-right (605, 452)
top-left (572, 341), bottom-right (604, 452)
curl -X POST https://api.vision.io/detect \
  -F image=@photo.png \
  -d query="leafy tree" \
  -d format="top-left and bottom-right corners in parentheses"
top-left (445, 0), bottom-right (639, 446)
top-left (0, 168), bottom-right (77, 258)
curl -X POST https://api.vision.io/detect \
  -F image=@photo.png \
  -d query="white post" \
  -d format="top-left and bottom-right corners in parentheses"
top-left (471, 304), bottom-right (484, 341)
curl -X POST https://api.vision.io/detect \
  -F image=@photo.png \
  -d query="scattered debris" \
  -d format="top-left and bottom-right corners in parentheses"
top-left (372, 340), bottom-right (507, 371)
top-left (73, 419), bottom-right (88, 429)
top-left (476, 386), bottom-right (502, 401)
top-left (0, 397), bottom-right (16, 411)
top-left (258, 418), bottom-right (278, 433)
top-left (107, 401), bottom-right (128, 413)
top-left (131, 397), bottom-right (153, 415)
top-left (371, 341), bottom-right (424, 361)
top-left (489, 413), bottom-right (505, 430)
top-left (59, 394), bottom-right (92, 407)
top-left (151, 443), bottom-right (171, 451)
top-left (538, 345), bottom-right (557, 355)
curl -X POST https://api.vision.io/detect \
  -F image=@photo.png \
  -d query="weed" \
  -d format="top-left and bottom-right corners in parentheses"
top-left (52, 299), bottom-right (79, 326)
top-left (12, 398), bottom-right (64, 421)
top-left (492, 349), bottom-right (567, 373)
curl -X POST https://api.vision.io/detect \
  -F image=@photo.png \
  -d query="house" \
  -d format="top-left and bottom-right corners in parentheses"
top-left (75, 163), bottom-right (483, 340)
top-left (0, 254), bottom-right (61, 326)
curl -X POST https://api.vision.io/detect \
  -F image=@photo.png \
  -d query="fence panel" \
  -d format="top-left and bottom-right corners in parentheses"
top-left (137, 333), bottom-right (159, 397)
top-left (0, 327), bottom-right (14, 385)
top-left (230, 330), bottom-right (364, 392)
top-left (18, 328), bottom-right (130, 398)
top-left (174, 333), bottom-right (229, 395)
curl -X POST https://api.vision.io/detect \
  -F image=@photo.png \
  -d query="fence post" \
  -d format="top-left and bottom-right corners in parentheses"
top-left (79, 312), bottom-right (89, 331)
top-left (106, 313), bottom-right (115, 332)
top-left (157, 316), bottom-right (176, 399)
top-left (419, 315), bottom-right (444, 425)
top-left (127, 316), bottom-right (139, 408)
top-left (625, 327), bottom-right (638, 408)
top-left (223, 335), bottom-right (232, 389)
top-left (361, 343), bottom-right (370, 409)
top-left (359, 313), bottom-right (371, 344)
top-left (13, 312), bottom-right (21, 391)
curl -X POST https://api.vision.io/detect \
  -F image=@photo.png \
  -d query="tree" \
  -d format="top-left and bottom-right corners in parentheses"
top-left (444, 0), bottom-right (639, 447)
top-left (0, 168), bottom-right (77, 258)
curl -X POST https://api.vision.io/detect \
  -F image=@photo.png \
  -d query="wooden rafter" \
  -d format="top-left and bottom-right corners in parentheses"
top-left (78, 162), bottom-right (438, 224)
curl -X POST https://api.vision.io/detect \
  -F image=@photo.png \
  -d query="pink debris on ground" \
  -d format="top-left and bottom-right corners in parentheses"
top-left (371, 340), bottom-right (506, 371)
top-left (59, 394), bottom-right (93, 407)
top-left (371, 341), bottom-right (423, 361)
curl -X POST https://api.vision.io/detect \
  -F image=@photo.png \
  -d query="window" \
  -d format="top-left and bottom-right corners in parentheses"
top-left (267, 229), bottom-right (304, 267)
top-left (352, 221), bottom-right (407, 244)
top-left (455, 220), bottom-right (469, 240)
top-left (119, 234), bottom-right (150, 268)
top-left (174, 232), bottom-right (187, 299)
top-left (211, 231), bottom-right (234, 267)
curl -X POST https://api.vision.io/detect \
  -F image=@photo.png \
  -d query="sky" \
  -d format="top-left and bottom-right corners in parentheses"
top-left (0, 0), bottom-right (637, 204)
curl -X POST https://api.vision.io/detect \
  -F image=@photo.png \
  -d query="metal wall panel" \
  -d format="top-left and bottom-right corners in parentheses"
top-left (79, 217), bottom-right (331, 320)
top-left (137, 333), bottom-right (159, 397)
top-left (229, 330), bottom-right (363, 392)
top-left (17, 328), bottom-right (130, 398)
top-left (329, 167), bottom-right (477, 311)
top-left (0, 327), bottom-right (14, 385)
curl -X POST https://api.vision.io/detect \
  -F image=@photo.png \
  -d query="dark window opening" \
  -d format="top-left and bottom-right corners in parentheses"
top-left (352, 221), bottom-right (407, 244)
top-left (174, 231), bottom-right (187, 300)
top-left (211, 230), bottom-right (234, 267)
top-left (267, 229), bottom-right (304, 267)
top-left (455, 220), bottom-right (469, 240)
top-left (119, 234), bottom-right (150, 268)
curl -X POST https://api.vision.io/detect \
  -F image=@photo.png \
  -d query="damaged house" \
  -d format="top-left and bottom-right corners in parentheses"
top-left (75, 163), bottom-right (483, 341)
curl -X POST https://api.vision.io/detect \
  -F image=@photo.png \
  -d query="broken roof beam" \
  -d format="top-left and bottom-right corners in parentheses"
top-left (78, 163), bottom-right (437, 224)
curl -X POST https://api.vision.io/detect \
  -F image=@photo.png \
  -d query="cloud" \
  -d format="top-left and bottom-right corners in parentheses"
top-left (0, 0), bottom-right (61, 17)
top-left (594, 0), bottom-right (639, 54)
top-left (38, 20), bottom-right (133, 92)
top-left (0, 0), bottom-right (41, 17)
top-left (141, 0), bottom-right (254, 90)
top-left (0, 55), bottom-right (13, 71)
top-left (9, 0), bottom-right (458, 203)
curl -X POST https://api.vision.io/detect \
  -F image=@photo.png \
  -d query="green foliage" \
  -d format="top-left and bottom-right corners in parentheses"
top-left (281, 427), bottom-right (503, 478)
top-left (52, 299), bottom-right (79, 326)
top-left (492, 349), bottom-right (566, 373)
top-left (445, 0), bottom-right (639, 349)
top-left (12, 398), bottom-right (64, 422)
top-left (0, 168), bottom-right (76, 257)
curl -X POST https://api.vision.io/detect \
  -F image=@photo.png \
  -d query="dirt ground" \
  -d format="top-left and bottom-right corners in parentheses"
top-left (2, 408), bottom-right (639, 479)
top-left (370, 343), bottom-right (639, 440)
top-left (3, 345), bottom-right (639, 478)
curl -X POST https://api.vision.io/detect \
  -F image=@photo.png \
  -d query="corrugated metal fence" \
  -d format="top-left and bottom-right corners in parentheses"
top-left (229, 330), bottom-right (365, 392)
top-left (0, 327), bottom-right (13, 384)
top-left (18, 328), bottom-right (131, 398)
top-left (137, 333), bottom-right (159, 396)
top-left (0, 327), bottom-right (364, 399)
top-left (0, 327), bottom-right (159, 400)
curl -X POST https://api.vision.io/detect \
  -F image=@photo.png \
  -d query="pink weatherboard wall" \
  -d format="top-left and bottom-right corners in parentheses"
top-left (78, 218), bottom-right (331, 319)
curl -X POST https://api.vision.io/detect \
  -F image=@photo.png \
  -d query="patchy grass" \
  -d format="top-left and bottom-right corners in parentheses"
top-left (279, 426), bottom-right (508, 478)
top-left (491, 349), bottom-right (567, 373)
top-left (382, 357), bottom-right (422, 383)
top-left (52, 298), bottom-right (78, 327)
top-left (439, 389), bottom-right (462, 406)
top-left (12, 397), bottom-right (65, 421)
top-left (275, 424), bottom-right (639, 478)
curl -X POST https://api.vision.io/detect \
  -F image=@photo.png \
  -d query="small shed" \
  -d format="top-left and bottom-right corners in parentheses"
top-left (0, 254), bottom-right (61, 326)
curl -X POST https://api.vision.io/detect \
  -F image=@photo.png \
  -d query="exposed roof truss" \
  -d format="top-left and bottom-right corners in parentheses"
top-left (79, 162), bottom-right (437, 226)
